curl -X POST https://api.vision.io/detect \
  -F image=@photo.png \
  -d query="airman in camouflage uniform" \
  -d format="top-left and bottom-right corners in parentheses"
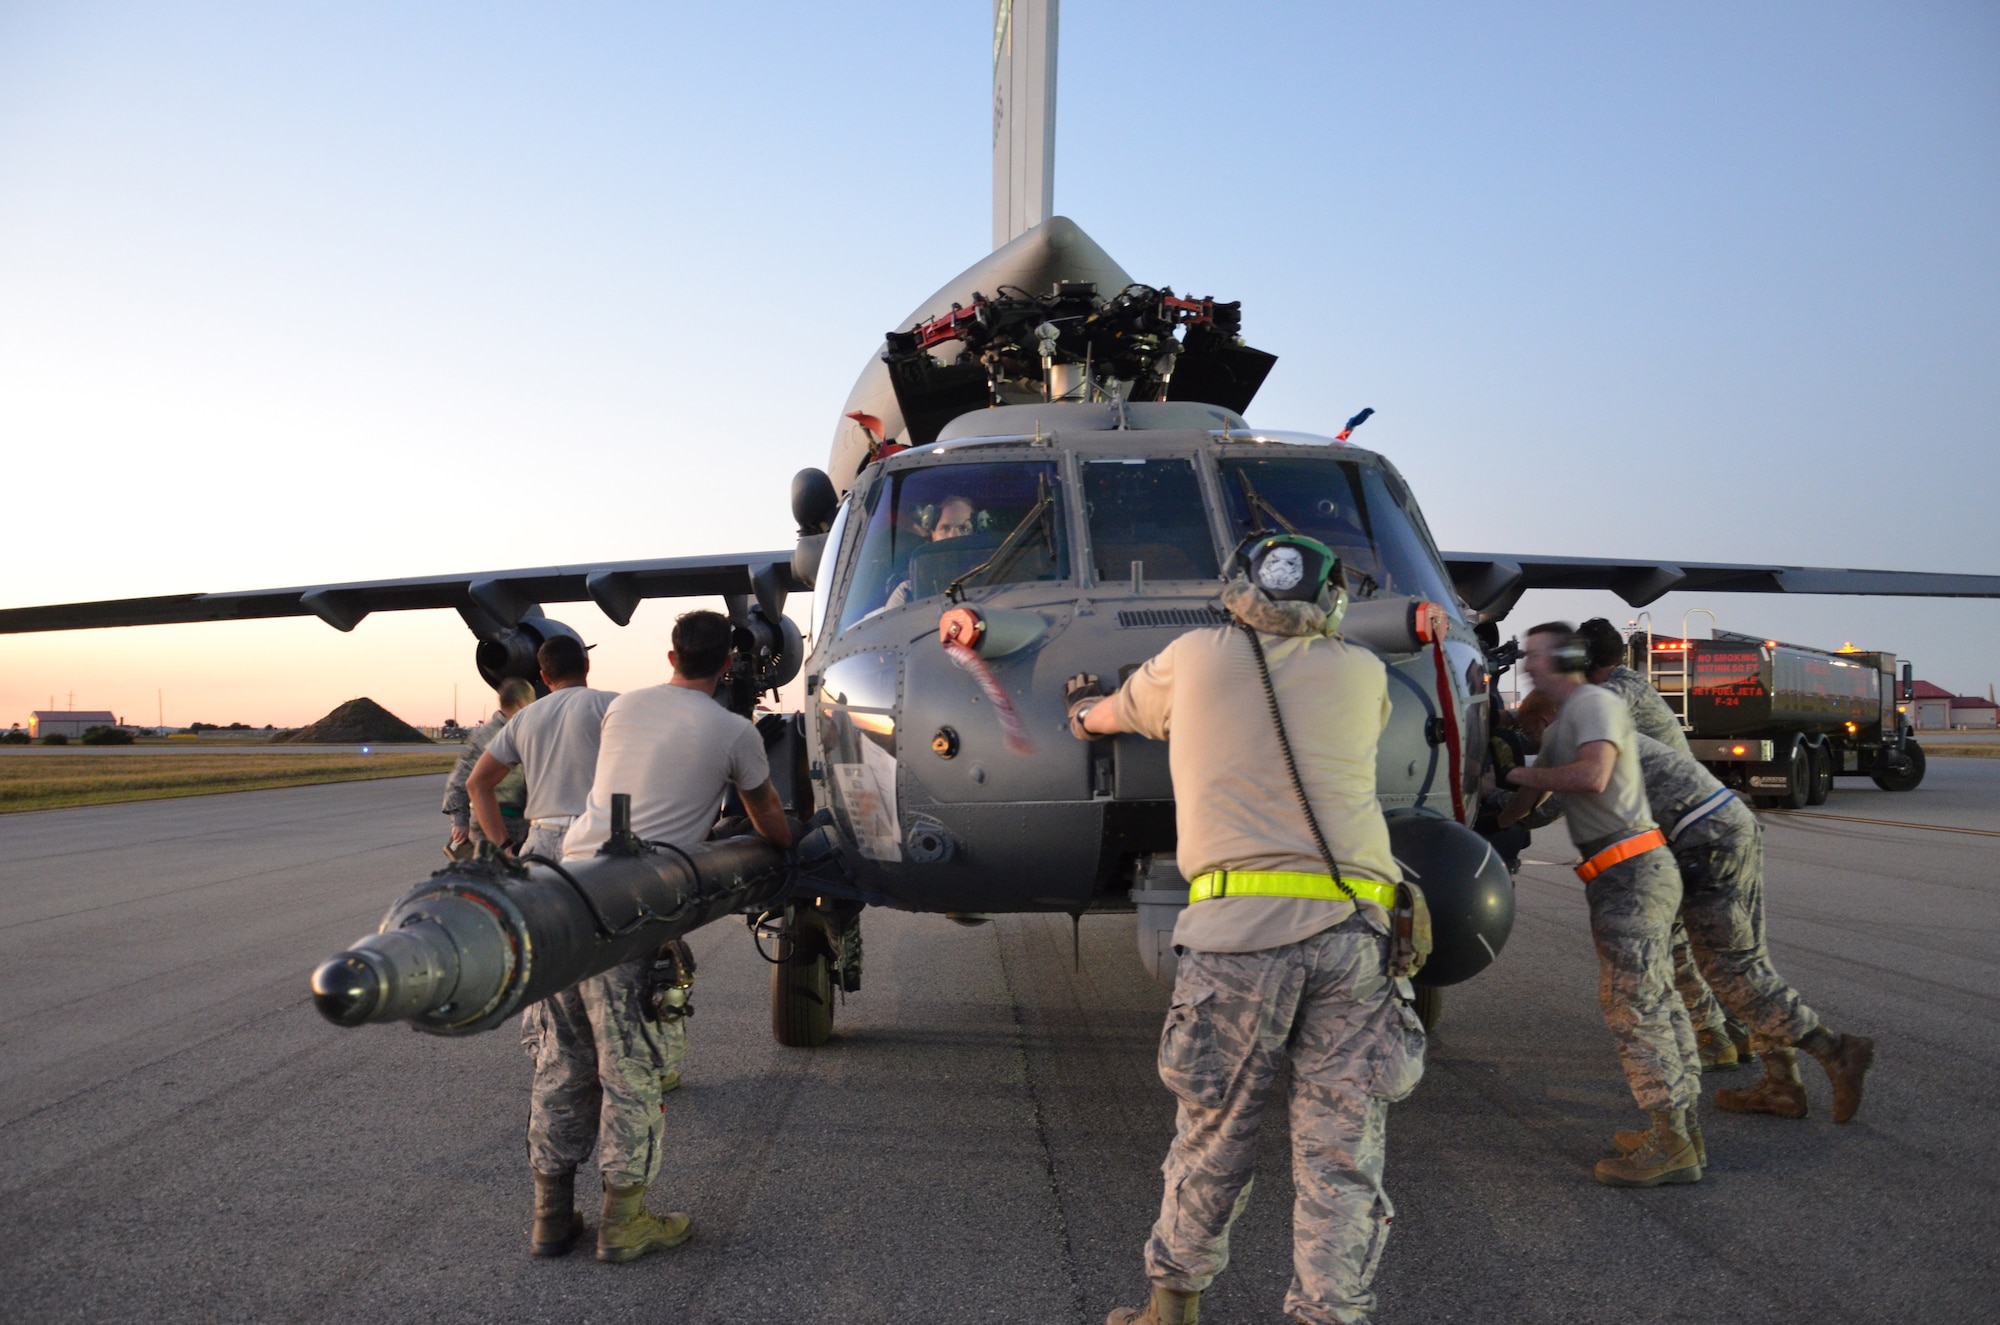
top-left (1578, 619), bottom-right (1745, 1068)
top-left (1072, 539), bottom-right (1420, 1325)
top-left (441, 679), bottom-right (534, 854)
top-left (1629, 733), bottom-right (1875, 1124)
top-left (1596, 664), bottom-right (1692, 754)
top-left (1508, 625), bottom-right (1701, 1187)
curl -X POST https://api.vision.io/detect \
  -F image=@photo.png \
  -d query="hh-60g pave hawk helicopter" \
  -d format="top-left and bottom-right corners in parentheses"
top-left (6, 3), bottom-right (1998, 1049)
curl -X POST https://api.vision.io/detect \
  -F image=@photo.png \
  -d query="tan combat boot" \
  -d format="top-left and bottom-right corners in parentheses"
top-left (1725, 1017), bottom-right (1753, 1060)
top-left (1613, 1107), bottom-right (1705, 1167)
top-left (1594, 1111), bottom-right (1702, 1187)
top-left (596, 1182), bottom-right (693, 1264)
top-left (1105, 1285), bottom-right (1200, 1325)
top-left (1801, 1030), bottom-right (1875, 1123)
top-left (1714, 1049), bottom-right (1808, 1119)
top-left (1696, 1025), bottom-right (1741, 1071)
top-left (530, 1170), bottom-right (586, 1258)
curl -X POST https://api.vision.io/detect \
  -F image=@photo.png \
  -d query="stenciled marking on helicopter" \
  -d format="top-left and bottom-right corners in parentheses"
top-left (833, 737), bottom-right (903, 862)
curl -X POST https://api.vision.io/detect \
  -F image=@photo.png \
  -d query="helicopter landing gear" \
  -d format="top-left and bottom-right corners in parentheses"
top-left (761, 902), bottom-right (862, 1048)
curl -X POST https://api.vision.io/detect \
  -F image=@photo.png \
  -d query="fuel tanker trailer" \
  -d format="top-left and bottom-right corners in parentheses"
top-left (1633, 627), bottom-right (1924, 809)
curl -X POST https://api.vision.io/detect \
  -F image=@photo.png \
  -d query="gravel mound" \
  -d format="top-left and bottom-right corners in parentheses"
top-left (274, 698), bottom-right (432, 744)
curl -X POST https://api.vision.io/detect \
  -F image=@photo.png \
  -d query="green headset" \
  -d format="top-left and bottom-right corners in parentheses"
top-left (1230, 532), bottom-right (1350, 632)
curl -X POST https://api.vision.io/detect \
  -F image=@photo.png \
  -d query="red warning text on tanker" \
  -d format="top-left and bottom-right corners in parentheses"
top-left (1694, 651), bottom-right (1763, 709)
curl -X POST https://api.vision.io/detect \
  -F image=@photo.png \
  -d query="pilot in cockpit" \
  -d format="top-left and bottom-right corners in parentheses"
top-left (884, 494), bottom-right (977, 609)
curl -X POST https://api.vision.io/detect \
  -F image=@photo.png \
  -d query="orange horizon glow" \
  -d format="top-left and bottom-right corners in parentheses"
top-left (0, 598), bottom-right (814, 732)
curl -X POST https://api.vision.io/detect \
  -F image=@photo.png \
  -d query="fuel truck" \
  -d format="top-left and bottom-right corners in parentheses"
top-left (1631, 627), bottom-right (1923, 808)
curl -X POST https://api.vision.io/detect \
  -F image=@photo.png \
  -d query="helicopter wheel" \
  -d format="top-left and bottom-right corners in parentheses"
top-left (1413, 984), bottom-right (1444, 1032)
top-left (771, 915), bottom-right (835, 1048)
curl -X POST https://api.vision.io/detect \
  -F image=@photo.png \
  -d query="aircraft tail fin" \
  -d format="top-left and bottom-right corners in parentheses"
top-left (992, 0), bottom-right (1058, 250)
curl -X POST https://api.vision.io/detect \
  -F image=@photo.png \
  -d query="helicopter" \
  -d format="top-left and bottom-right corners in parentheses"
top-left (7, 3), bottom-right (1999, 1046)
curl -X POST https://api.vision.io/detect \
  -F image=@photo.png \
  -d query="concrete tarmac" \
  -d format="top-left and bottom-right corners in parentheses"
top-left (0, 765), bottom-right (1994, 1323)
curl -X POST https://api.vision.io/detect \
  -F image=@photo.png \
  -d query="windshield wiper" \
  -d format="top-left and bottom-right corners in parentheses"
top-left (946, 472), bottom-right (1058, 603)
top-left (1233, 470), bottom-right (1301, 538)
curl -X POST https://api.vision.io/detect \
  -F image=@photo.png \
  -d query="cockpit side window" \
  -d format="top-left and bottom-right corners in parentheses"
top-left (834, 460), bottom-right (1068, 634)
top-left (1217, 455), bottom-right (1462, 614)
top-left (809, 496), bottom-right (852, 645)
top-left (1082, 458), bottom-right (1220, 584)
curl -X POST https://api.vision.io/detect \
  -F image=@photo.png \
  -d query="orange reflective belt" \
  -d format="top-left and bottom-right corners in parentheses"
top-left (1574, 828), bottom-right (1668, 883)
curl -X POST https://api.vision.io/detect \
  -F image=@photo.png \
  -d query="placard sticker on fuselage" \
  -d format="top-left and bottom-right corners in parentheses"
top-left (833, 738), bottom-right (902, 862)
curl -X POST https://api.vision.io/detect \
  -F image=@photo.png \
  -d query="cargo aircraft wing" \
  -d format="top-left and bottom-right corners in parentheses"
top-left (1442, 552), bottom-right (2000, 621)
top-left (0, 551), bottom-right (807, 642)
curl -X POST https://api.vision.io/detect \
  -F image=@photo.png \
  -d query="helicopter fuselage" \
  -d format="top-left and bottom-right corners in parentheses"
top-left (799, 401), bottom-right (1489, 917)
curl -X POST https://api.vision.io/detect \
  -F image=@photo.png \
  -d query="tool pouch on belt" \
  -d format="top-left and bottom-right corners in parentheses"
top-left (1388, 881), bottom-right (1432, 980)
top-left (644, 939), bottom-right (697, 1022)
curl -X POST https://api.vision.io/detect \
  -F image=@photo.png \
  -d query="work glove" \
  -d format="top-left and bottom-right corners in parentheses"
top-left (1065, 673), bottom-right (1106, 741)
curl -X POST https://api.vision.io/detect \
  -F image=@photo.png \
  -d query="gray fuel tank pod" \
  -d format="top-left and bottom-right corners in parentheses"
top-left (1338, 596), bottom-right (1428, 654)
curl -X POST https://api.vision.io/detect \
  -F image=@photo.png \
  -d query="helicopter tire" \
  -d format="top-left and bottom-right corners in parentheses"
top-left (1871, 740), bottom-right (1926, 793)
top-left (771, 919), bottom-right (834, 1048)
top-left (1413, 984), bottom-right (1444, 1033)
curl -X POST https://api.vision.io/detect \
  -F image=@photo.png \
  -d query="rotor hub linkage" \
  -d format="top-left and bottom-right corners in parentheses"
top-left (879, 281), bottom-right (1277, 446)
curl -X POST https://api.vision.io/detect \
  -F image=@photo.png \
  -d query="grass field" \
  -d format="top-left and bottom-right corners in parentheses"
top-left (0, 752), bottom-right (458, 813)
top-left (1922, 743), bottom-right (2000, 759)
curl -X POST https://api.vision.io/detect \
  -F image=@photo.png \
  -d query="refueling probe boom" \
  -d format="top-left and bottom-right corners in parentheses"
top-left (310, 796), bottom-right (794, 1036)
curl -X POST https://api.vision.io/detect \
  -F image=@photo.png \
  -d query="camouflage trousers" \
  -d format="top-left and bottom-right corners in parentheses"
top-left (522, 957), bottom-right (688, 1188)
top-left (1585, 845), bottom-right (1699, 1114)
top-left (1144, 915), bottom-right (1426, 1325)
top-left (1670, 919), bottom-right (1731, 1036)
top-left (521, 822), bottom-right (570, 861)
top-left (1671, 816), bottom-right (1819, 1051)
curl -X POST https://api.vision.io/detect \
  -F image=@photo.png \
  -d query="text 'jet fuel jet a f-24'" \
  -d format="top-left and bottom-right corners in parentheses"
top-left (6, 2), bottom-right (1997, 1046)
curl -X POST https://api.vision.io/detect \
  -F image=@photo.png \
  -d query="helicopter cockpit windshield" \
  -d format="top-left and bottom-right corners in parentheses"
top-left (1218, 455), bottom-right (1462, 613)
top-left (836, 460), bottom-right (1070, 633)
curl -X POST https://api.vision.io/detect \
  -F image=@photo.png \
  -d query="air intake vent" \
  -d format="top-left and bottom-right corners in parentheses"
top-left (1116, 607), bottom-right (1229, 629)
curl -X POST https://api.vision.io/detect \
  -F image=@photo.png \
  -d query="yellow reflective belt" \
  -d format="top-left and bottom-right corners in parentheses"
top-left (1188, 869), bottom-right (1396, 910)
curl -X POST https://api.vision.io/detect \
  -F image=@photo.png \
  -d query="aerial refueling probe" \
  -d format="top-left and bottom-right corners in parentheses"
top-left (310, 795), bottom-right (795, 1035)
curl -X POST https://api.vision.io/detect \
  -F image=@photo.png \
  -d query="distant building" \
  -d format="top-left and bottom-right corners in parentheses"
top-left (1908, 682), bottom-right (1955, 731)
top-left (1949, 695), bottom-right (1998, 730)
top-left (29, 710), bottom-right (119, 739)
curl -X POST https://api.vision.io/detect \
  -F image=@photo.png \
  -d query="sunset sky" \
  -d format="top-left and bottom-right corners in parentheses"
top-left (3, 2), bottom-right (1995, 729)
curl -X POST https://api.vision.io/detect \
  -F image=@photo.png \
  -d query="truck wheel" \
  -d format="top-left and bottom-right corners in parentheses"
top-left (1871, 741), bottom-right (1927, 793)
top-left (1414, 984), bottom-right (1444, 1032)
top-left (771, 921), bottom-right (834, 1047)
top-left (1762, 740), bottom-right (1811, 810)
top-left (1806, 743), bottom-right (1833, 805)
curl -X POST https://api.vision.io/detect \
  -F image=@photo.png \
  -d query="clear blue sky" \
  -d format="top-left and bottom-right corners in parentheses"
top-left (2, 2), bottom-right (1995, 726)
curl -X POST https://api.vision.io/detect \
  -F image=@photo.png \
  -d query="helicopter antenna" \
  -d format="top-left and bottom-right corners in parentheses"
top-left (1334, 407), bottom-right (1375, 442)
top-left (992, 0), bottom-right (1058, 249)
